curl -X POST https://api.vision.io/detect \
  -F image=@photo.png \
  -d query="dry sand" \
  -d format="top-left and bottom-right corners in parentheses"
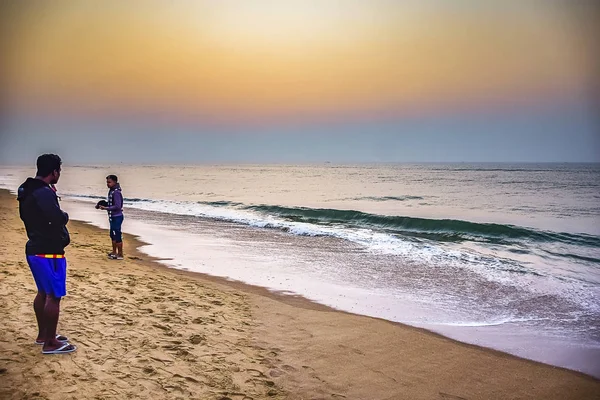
top-left (1, 189), bottom-right (598, 400)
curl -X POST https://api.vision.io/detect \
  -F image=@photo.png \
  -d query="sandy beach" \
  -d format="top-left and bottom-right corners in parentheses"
top-left (1, 188), bottom-right (598, 400)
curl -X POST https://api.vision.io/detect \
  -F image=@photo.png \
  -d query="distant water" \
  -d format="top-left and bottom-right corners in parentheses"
top-left (2, 163), bottom-right (599, 376)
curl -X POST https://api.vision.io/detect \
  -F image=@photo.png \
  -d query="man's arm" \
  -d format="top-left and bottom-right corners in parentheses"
top-left (104, 190), bottom-right (123, 211)
top-left (33, 187), bottom-right (69, 225)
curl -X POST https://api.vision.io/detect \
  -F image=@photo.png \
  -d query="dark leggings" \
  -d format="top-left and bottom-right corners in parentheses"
top-left (109, 215), bottom-right (124, 243)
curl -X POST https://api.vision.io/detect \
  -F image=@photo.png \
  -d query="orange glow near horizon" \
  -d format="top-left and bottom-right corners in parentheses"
top-left (2, 1), bottom-right (596, 124)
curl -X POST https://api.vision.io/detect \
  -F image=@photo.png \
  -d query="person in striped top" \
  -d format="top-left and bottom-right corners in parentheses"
top-left (98, 174), bottom-right (124, 260)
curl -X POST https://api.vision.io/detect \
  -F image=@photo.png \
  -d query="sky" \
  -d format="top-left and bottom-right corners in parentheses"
top-left (1, 1), bottom-right (598, 164)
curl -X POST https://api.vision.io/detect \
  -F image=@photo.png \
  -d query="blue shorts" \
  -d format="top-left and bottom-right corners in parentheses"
top-left (109, 215), bottom-right (124, 243)
top-left (26, 255), bottom-right (67, 298)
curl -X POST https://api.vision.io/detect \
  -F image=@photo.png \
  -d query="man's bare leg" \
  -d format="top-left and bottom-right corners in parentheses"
top-left (41, 295), bottom-right (62, 351)
top-left (41, 295), bottom-right (76, 353)
top-left (33, 291), bottom-right (47, 342)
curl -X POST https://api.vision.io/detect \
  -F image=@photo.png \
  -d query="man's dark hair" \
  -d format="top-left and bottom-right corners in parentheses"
top-left (36, 154), bottom-right (62, 177)
top-left (106, 174), bottom-right (118, 182)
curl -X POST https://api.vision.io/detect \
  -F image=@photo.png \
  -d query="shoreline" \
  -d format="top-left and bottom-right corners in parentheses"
top-left (118, 233), bottom-right (600, 382)
top-left (1, 188), bottom-right (599, 399)
top-left (114, 221), bottom-right (600, 378)
top-left (61, 193), bottom-right (600, 378)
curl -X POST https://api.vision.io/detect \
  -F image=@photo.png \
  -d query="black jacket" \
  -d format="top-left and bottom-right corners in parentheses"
top-left (17, 178), bottom-right (70, 255)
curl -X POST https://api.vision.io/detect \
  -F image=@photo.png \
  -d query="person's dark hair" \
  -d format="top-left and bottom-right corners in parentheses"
top-left (106, 174), bottom-right (118, 182)
top-left (36, 154), bottom-right (62, 177)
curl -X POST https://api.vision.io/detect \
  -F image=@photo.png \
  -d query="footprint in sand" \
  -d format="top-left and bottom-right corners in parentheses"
top-left (268, 369), bottom-right (283, 377)
top-left (189, 334), bottom-right (206, 345)
top-left (338, 344), bottom-right (364, 355)
top-left (281, 365), bottom-right (296, 372)
top-left (245, 369), bottom-right (267, 378)
top-left (439, 393), bottom-right (468, 400)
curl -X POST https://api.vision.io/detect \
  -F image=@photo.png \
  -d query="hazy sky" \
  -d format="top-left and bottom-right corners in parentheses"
top-left (1, 1), bottom-right (598, 164)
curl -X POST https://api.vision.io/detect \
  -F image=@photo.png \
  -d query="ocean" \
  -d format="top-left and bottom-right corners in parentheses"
top-left (1, 163), bottom-right (599, 376)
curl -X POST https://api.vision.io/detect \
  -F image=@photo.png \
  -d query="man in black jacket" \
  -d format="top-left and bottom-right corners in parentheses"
top-left (17, 154), bottom-right (76, 354)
